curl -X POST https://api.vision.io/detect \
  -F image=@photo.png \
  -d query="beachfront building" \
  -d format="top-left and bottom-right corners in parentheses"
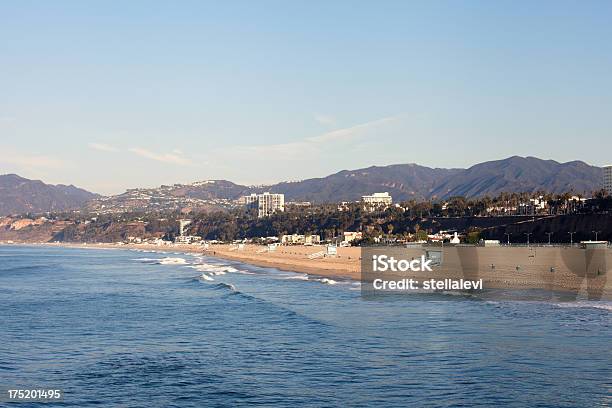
top-left (239, 192), bottom-right (285, 218)
top-left (174, 235), bottom-right (202, 244)
top-left (280, 234), bottom-right (321, 245)
top-left (362, 192), bottom-right (392, 211)
top-left (604, 165), bottom-right (612, 195)
top-left (450, 232), bottom-right (461, 244)
top-left (343, 231), bottom-right (362, 244)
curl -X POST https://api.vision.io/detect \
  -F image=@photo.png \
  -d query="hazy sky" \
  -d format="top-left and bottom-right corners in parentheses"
top-left (1, 1), bottom-right (611, 194)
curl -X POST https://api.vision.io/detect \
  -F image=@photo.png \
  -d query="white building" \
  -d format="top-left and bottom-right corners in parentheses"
top-left (362, 192), bottom-right (392, 211)
top-left (280, 234), bottom-right (321, 245)
top-left (604, 165), bottom-right (612, 195)
top-left (343, 231), bottom-right (362, 244)
top-left (178, 219), bottom-right (192, 236)
top-left (239, 192), bottom-right (285, 218)
top-left (258, 192), bottom-right (284, 217)
top-left (450, 232), bottom-right (460, 244)
top-left (174, 235), bottom-right (202, 244)
top-left (530, 196), bottom-right (547, 210)
top-left (238, 194), bottom-right (259, 206)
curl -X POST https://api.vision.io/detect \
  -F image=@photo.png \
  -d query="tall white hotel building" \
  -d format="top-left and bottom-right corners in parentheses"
top-left (239, 192), bottom-right (285, 218)
top-left (604, 165), bottom-right (612, 195)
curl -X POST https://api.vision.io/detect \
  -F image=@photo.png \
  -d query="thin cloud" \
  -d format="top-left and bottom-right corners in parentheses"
top-left (307, 116), bottom-right (396, 144)
top-left (226, 115), bottom-right (399, 159)
top-left (89, 142), bottom-right (119, 152)
top-left (128, 147), bottom-right (195, 166)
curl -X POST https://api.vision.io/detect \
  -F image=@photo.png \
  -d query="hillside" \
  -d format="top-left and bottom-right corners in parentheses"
top-left (0, 174), bottom-right (99, 216)
top-left (82, 156), bottom-right (606, 212)
top-left (266, 156), bottom-right (602, 202)
top-left (2, 156), bottom-right (604, 215)
top-left (429, 156), bottom-right (601, 199)
top-left (85, 180), bottom-right (248, 214)
top-left (261, 164), bottom-right (461, 202)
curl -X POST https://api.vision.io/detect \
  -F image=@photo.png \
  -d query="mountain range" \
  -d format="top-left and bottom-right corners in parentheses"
top-left (248, 156), bottom-right (603, 202)
top-left (0, 156), bottom-right (604, 215)
top-left (0, 174), bottom-right (99, 216)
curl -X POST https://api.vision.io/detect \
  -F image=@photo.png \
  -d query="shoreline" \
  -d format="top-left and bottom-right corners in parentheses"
top-left (3, 241), bottom-right (611, 298)
top-left (12, 241), bottom-right (362, 281)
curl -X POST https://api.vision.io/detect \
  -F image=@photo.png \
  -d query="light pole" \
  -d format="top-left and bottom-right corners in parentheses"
top-left (568, 231), bottom-right (575, 245)
top-left (524, 232), bottom-right (532, 246)
top-left (504, 232), bottom-right (511, 245)
top-left (545, 232), bottom-right (553, 245)
top-left (592, 230), bottom-right (601, 241)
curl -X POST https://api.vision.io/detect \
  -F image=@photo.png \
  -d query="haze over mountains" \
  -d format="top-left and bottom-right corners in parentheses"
top-left (0, 156), bottom-right (604, 215)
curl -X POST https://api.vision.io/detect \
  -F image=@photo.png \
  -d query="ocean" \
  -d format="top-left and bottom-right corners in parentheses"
top-left (0, 245), bottom-right (610, 407)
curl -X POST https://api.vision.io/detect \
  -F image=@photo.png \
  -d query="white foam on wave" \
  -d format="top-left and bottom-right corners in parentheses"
top-left (133, 257), bottom-right (159, 263)
top-left (199, 273), bottom-right (214, 281)
top-left (158, 257), bottom-right (188, 265)
top-left (209, 270), bottom-right (226, 276)
top-left (234, 270), bottom-right (256, 275)
top-left (553, 301), bottom-right (612, 312)
top-left (319, 278), bottom-right (337, 285)
top-left (283, 274), bottom-right (309, 281)
top-left (189, 263), bottom-right (242, 274)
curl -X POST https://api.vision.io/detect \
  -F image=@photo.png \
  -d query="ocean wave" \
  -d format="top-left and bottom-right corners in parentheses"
top-left (134, 257), bottom-right (189, 265)
top-left (234, 270), bottom-right (256, 275)
top-left (133, 257), bottom-right (159, 263)
top-left (282, 274), bottom-right (309, 281)
top-left (553, 301), bottom-right (612, 312)
top-left (158, 257), bottom-right (188, 265)
top-left (190, 265), bottom-right (225, 274)
top-left (212, 282), bottom-right (236, 291)
top-left (199, 273), bottom-right (214, 281)
top-left (188, 263), bottom-right (239, 274)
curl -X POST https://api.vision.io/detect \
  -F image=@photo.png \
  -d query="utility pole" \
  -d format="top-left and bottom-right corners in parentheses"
top-left (546, 232), bottom-right (553, 245)
top-left (524, 232), bottom-right (532, 246)
top-left (568, 231), bottom-right (575, 245)
top-left (592, 230), bottom-right (601, 241)
top-left (504, 232), bottom-right (511, 245)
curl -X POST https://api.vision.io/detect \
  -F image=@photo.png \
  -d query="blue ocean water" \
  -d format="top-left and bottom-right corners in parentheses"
top-left (0, 245), bottom-right (610, 407)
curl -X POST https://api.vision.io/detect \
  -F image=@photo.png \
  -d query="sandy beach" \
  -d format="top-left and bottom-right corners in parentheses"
top-left (9, 241), bottom-right (610, 297)
top-left (30, 242), bottom-right (362, 280)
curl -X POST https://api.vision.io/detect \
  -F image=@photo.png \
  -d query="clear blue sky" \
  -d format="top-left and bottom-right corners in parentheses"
top-left (1, 1), bottom-right (611, 194)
